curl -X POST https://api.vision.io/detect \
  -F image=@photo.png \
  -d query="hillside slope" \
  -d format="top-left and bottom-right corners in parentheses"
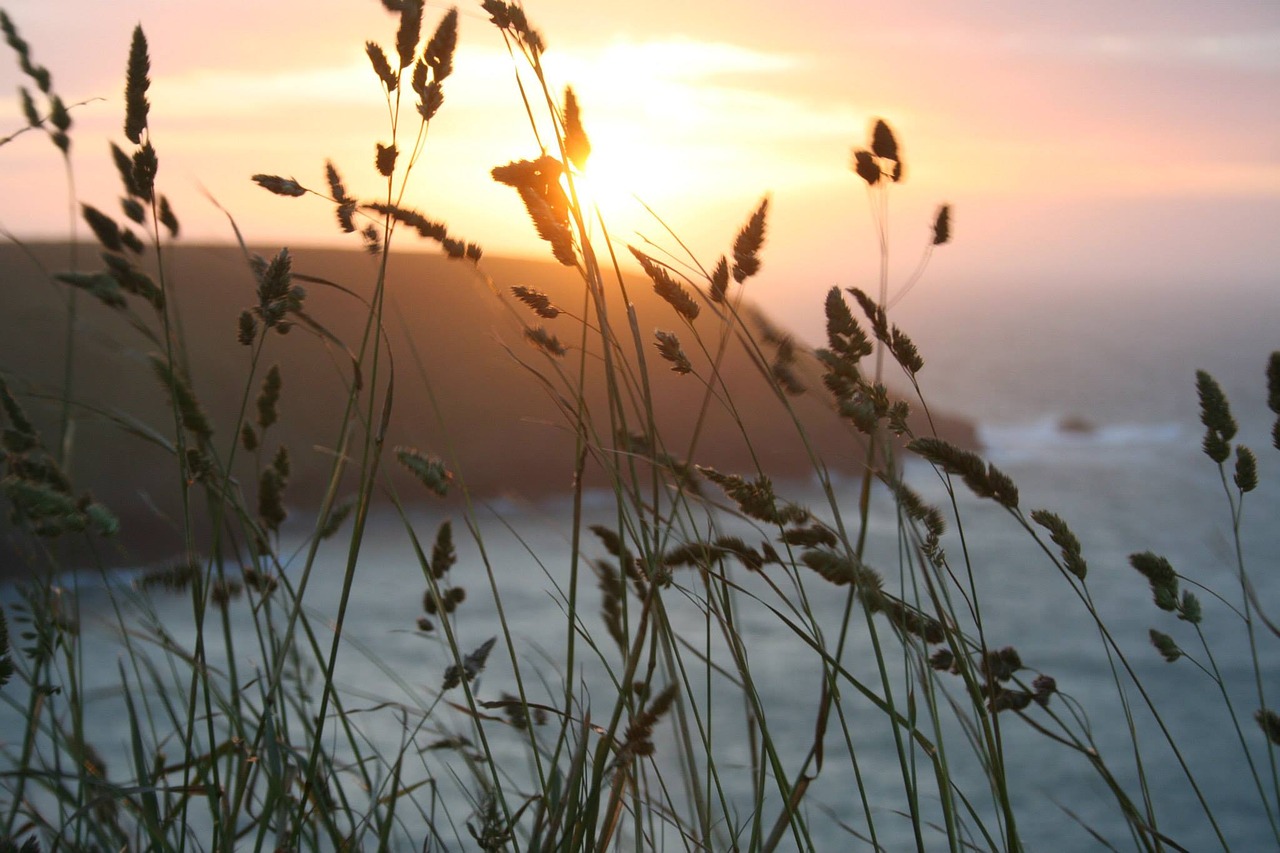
top-left (0, 243), bottom-right (977, 573)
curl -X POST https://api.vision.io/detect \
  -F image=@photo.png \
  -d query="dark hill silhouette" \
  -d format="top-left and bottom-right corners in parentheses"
top-left (0, 242), bottom-right (977, 575)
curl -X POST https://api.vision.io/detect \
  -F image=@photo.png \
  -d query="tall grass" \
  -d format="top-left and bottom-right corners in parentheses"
top-left (1, 2), bottom-right (1278, 850)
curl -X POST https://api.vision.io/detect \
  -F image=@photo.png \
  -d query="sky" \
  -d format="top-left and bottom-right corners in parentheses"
top-left (2, 0), bottom-right (1278, 334)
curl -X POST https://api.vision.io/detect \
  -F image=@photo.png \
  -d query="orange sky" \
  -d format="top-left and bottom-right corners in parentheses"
top-left (2, 1), bottom-right (1278, 334)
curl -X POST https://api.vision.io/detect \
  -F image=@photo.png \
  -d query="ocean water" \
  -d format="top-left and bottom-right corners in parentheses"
top-left (2, 276), bottom-right (1277, 850)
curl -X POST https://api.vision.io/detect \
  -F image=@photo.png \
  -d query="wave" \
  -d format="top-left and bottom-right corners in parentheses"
top-left (978, 417), bottom-right (1190, 460)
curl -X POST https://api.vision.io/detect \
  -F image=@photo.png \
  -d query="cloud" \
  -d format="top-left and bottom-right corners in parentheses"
top-left (150, 63), bottom-right (375, 118)
top-left (834, 23), bottom-right (1280, 72)
top-left (545, 37), bottom-right (800, 80)
top-left (1026, 31), bottom-right (1280, 70)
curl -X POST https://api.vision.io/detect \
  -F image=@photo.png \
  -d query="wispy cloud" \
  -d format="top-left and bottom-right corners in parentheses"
top-left (151, 63), bottom-right (377, 117)
top-left (839, 26), bottom-right (1280, 72)
top-left (1016, 31), bottom-right (1280, 70)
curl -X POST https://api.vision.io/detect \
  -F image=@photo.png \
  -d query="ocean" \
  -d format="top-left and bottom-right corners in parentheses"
top-left (2, 273), bottom-right (1276, 851)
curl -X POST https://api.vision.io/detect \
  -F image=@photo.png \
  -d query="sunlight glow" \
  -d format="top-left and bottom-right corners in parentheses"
top-left (521, 37), bottom-right (868, 245)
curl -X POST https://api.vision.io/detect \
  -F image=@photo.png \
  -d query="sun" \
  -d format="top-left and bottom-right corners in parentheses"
top-left (536, 43), bottom-right (739, 234)
top-left (566, 135), bottom-right (672, 218)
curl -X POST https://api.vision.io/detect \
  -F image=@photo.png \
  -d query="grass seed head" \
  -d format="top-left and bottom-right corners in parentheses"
top-left (252, 174), bottom-right (306, 198)
top-left (709, 256), bottom-right (729, 302)
top-left (852, 149), bottom-right (880, 185)
top-left (1178, 590), bottom-right (1202, 624)
top-left (882, 598), bottom-right (945, 644)
top-left (325, 161), bottom-right (358, 233)
top-left (517, 185), bottom-right (576, 266)
top-left (1267, 352), bottom-right (1280, 448)
top-left (772, 360), bottom-right (806, 395)
top-left (1267, 352), bottom-right (1280, 413)
top-left (1256, 709), bottom-right (1280, 745)
top-left (563, 86), bottom-right (591, 170)
top-left (930, 648), bottom-right (955, 672)
top-left (100, 251), bottom-right (163, 310)
top-left (732, 198), bottom-right (768, 283)
top-left (654, 330), bottom-right (693, 375)
top-left (19, 86), bottom-right (39, 127)
top-left (121, 197), bottom-right (145, 224)
top-left (1130, 551), bottom-right (1180, 611)
top-left (237, 310), bottom-right (257, 346)
top-left (137, 557), bottom-right (200, 593)
top-left (889, 479), bottom-right (946, 542)
top-left (511, 285), bottom-right (560, 319)
top-left (376, 142), bottom-right (398, 176)
top-left (1150, 629), bottom-right (1181, 663)
top-left (982, 646), bottom-right (1022, 682)
top-left (110, 143), bottom-right (142, 200)
top-left (55, 272), bottom-right (126, 310)
top-left (1195, 370), bottom-right (1237, 463)
top-left (318, 497), bottom-right (354, 540)
top-left (258, 467), bottom-right (286, 532)
top-left (1234, 445), bottom-right (1258, 492)
top-left (81, 204), bottom-right (122, 252)
top-left (130, 142), bottom-right (157, 201)
top-left (253, 249), bottom-right (303, 331)
top-left (631, 248), bottom-right (699, 320)
top-left (395, 0), bottom-right (424, 69)
top-left (482, 0), bottom-right (544, 53)
top-left (848, 287), bottom-right (888, 342)
top-left (871, 118), bottom-right (898, 160)
top-left (698, 467), bottom-right (808, 526)
top-left (909, 438), bottom-right (1017, 506)
top-left (590, 525), bottom-right (630, 561)
top-left (242, 565), bottom-right (279, 597)
top-left (395, 447), bottom-right (453, 496)
top-left (366, 41), bottom-right (397, 91)
top-left (0, 383), bottom-right (38, 451)
top-left (271, 444), bottom-right (290, 479)
top-left (1030, 509), bottom-right (1086, 579)
top-left (425, 8), bottom-right (459, 82)
top-left (418, 79), bottom-right (444, 120)
top-left (824, 287), bottom-right (870, 358)
top-left (593, 558), bottom-right (628, 654)
top-left (442, 636), bottom-right (496, 690)
top-left (889, 324), bottom-right (924, 375)
top-left (621, 684), bottom-right (678, 759)
top-left (256, 365), bottom-right (282, 430)
top-left (47, 94), bottom-right (70, 150)
top-left (150, 355), bottom-right (212, 440)
top-left (779, 524), bottom-right (838, 549)
top-left (158, 195), bottom-right (179, 236)
top-left (210, 578), bottom-right (242, 610)
top-left (525, 325), bottom-right (567, 357)
top-left (932, 204), bottom-right (951, 245)
top-left (1032, 675), bottom-right (1057, 706)
top-left (120, 227), bottom-right (144, 255)
top-left (800, 548), bottom-right (882, 591)
top-left (713, 536), bottom-right (765, 571)
top-left (124, 25), bottom-right (150, 144)
top-left (431, 519), bottom-right (456, 577)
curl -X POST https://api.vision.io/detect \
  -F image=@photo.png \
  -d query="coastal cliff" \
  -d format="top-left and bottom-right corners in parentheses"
top-left (0, 243), bottom-right (978, 574)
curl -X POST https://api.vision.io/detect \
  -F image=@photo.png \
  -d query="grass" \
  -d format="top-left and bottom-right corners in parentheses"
top-left (1, 2), bottom-right (1279, 850)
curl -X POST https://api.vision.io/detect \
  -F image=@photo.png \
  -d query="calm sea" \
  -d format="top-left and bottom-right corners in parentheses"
top-left (3, 276), bottom-right (1277, 850)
